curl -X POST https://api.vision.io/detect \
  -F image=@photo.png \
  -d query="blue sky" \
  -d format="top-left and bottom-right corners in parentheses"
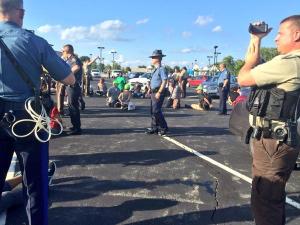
top-left (24, 0), bottom-right (299, 68)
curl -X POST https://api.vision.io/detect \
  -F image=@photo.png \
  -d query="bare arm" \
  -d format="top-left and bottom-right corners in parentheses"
top-left (87, 57), bottom-right (99, 66)
top-left (238, 25), bottom-right (272, 87)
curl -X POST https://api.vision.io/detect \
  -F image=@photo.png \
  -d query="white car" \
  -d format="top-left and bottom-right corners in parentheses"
top-left (91, 69), bottom-right (100, 78)
top-left (128, 73), bottom-right (151, 91)
top-left (111, 70), bottom-right (122, 78)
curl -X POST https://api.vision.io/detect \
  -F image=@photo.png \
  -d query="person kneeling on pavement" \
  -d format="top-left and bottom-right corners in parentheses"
top-left (116, 83), bottom-right (132, 110)
top-left (185, 85), bottom-right (212, 111)
top-left (106, 81), bottom-right (120, 107)
top-left (165, 78), bottom-right (181, 109)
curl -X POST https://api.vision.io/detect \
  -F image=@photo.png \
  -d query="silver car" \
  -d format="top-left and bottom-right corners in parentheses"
top-left (202, 75), bottom-right (238, 97)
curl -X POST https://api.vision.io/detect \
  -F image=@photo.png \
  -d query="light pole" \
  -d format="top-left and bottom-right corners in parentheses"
top-left (207, 56), bottom-right (213, 67)
top-left (213, 45), bottom-right (218, 66)
top-left (97, 46), bottom-right (105, 74)
top-left (110, 50), bottom-right (117, 70)
top-left (216, 52), bottom-right (221, 66)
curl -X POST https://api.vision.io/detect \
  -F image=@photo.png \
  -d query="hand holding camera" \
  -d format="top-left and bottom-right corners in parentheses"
top-left (248, 21), bottom-right (272, 38)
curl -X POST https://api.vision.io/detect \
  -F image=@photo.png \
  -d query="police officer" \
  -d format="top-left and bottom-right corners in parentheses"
top-left (0, 1), bottom-right (75, 224)
top-left (61, 44), bottom-right (83, 135)
top-left (217, 63), bottom-right (230, 115)
top-left (145, 50), bottom-right (168, 136)
top-left (238, 15), bottom-right (300, 225)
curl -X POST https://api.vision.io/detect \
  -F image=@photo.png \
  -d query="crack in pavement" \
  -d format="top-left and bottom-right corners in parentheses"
top-left (208, 172), bottom-right (220, 225)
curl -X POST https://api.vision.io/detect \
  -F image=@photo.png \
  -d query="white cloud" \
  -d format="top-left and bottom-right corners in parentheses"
top-left (168, 61), bottom-right (190, 66)
top-left (115, 54), bottom-right (124, 64)
top-left (36, 20), bottom-right (127, 42)
top-left (181, 48), bottom-right (193, 54)
top-left (195, 16), bottom-right (213, 26)
top-left (37, 24), bottom-right (62, 33)
top-left (212, 25), bottom-right (222, 32)
top-left (182, 31), bottom-right (192, 38)
top-left (179, 47), bottom-right (208, 54)
top-left (136, 18), bottom-right (149, 25)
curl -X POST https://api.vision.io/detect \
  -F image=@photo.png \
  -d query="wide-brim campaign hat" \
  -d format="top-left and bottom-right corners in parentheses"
top-left (149, 49), bottom-right (166, 58)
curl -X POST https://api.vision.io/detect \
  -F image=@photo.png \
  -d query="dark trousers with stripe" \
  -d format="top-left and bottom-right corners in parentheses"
top-left (0, 105), bottom-right (48, 225)
top-left (150, 93), bottom-right (168, 131)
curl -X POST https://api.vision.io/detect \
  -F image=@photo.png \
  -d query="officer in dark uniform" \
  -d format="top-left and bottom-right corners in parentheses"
top-left (238, 15), bottom-right (300, 225)
top-left (145, 50), bottom-right (168, 136)
top-left (0, 1), bottom-right (75, 224)
top-left (217, 63), bottom-right (230, 115)
top-left (61, 44), bottom-right (83, 135)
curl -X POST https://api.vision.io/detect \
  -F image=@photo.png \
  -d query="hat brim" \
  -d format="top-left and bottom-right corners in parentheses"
top-left (149, 54), bottom-right (166, 58)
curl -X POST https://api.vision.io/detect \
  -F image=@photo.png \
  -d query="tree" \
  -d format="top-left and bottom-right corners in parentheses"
top-left (79, 56), bottom-right (90, 63)
top-left (164, 65), bottom-right (173, 75)
top-left (104, 64), bottom-right (112, 73)
top-left (234, 59), bottom-right (245, 75)
top-left (260, 47), bottom-right (278, 61)
top-left (138, 65), bottom-right (147, 68)
top-left (222, 56), bottom-right (235, 74)
top-left (124, 67), bottom-right (131, 73)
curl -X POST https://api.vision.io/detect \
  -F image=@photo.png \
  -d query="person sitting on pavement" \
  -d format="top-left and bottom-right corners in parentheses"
top-left (132, 83), bottom-right (144, 98)
top-left (96, 78), bottom-right (107, 96)
top-left (0, 161), bottom-right (56, 213)
top-left (143, 81), bottom-right (151, 98)
top-left (113, 73), bottom-right (126, 91)
top-left (185, 85), bottom-right (212, 111)
top-left (106, 81), bottom-right (120, 107)
top-left (228, 85), bottom-right (240, 106)
top-left (165, 78), bottom-right (181, 109)
top-left (116, 83), bottom-right (132, 110)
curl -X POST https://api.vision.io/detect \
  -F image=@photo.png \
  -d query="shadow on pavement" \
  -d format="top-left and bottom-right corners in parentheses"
top-left (168, 126), bottom-right (232, 137)
top-left (49, 176), bottom-right (215, 203)
top-left (51, 149), bottom-right (196, 168)
top-left (49, 199), bottom-right (178, 225)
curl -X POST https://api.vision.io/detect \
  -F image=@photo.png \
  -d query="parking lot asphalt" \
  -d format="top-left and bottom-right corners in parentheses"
top-left (5, 81), bottom-right (300, 225)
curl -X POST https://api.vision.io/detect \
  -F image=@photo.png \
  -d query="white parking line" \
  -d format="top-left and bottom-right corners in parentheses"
top-left (163, 136), bottom-right (300, 209)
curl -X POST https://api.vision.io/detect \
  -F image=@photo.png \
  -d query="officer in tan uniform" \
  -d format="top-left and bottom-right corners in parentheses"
top-left (238, 15), bottom-right (300, 225)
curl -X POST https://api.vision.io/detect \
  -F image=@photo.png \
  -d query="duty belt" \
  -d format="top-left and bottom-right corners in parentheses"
top-left (249, 114), bottom-right (285, 128)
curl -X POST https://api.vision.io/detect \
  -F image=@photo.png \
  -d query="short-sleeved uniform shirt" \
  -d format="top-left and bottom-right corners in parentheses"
top-left (218, 69), bottom-right (231, 89)
top-left (250, 50), bottom-right (300, 92)
top-left (65, 55), bottom-right (82, 84)
top-left (0, 22), bottom-right (71, 102)
top-left (150, 66), bottom-right (168, 90)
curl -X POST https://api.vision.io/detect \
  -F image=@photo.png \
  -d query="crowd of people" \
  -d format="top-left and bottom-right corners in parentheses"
top-left (0, 1), bottom-right (299, 225)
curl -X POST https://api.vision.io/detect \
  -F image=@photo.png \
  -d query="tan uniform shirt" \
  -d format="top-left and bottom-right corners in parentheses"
top-left (249, 50), bottom-right (300, 126)
top-left (250, 50), bottom-right (300, 91)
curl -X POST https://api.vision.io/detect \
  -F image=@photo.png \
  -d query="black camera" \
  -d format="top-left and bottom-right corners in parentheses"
top-left (248, 23), bottom-right (268, 34)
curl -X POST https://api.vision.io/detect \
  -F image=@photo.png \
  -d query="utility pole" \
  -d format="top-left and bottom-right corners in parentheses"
top-left (213, 45), bottom-right (218, 66)
top-left (207, 56), bottom-right (213, 67)
top-left (110, 50), bottom-right (117, 70)
top-left (97, 46), bottom-right (105, 74)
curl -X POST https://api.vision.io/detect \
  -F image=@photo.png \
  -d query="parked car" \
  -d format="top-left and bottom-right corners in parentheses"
top-left (91, 69), bottom-right (100, 78)
top-left (111, 70), bottom-right (123, 78)
top-left (128, 73), bottom-right (152, 91)
top-left (202, 75), bottom-right (238, 97)
top-left (187, 75), bottom-right (207, 87)
top-left (128, 72), bottom-right (144, 79)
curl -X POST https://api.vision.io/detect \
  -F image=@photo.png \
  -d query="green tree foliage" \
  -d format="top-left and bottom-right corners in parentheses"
top-left (260, 47), bottom-right (278, 61)
top-left (222, 56), bottom-right (235, 75)
top-left (124, 67), bottom-right (131, 73)
top-left (79, 56), bottom-right (90, 63)
top-left (234, 59), bottom-right (245, 75)
top-left (164, 65), bottom-right (173, 75)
